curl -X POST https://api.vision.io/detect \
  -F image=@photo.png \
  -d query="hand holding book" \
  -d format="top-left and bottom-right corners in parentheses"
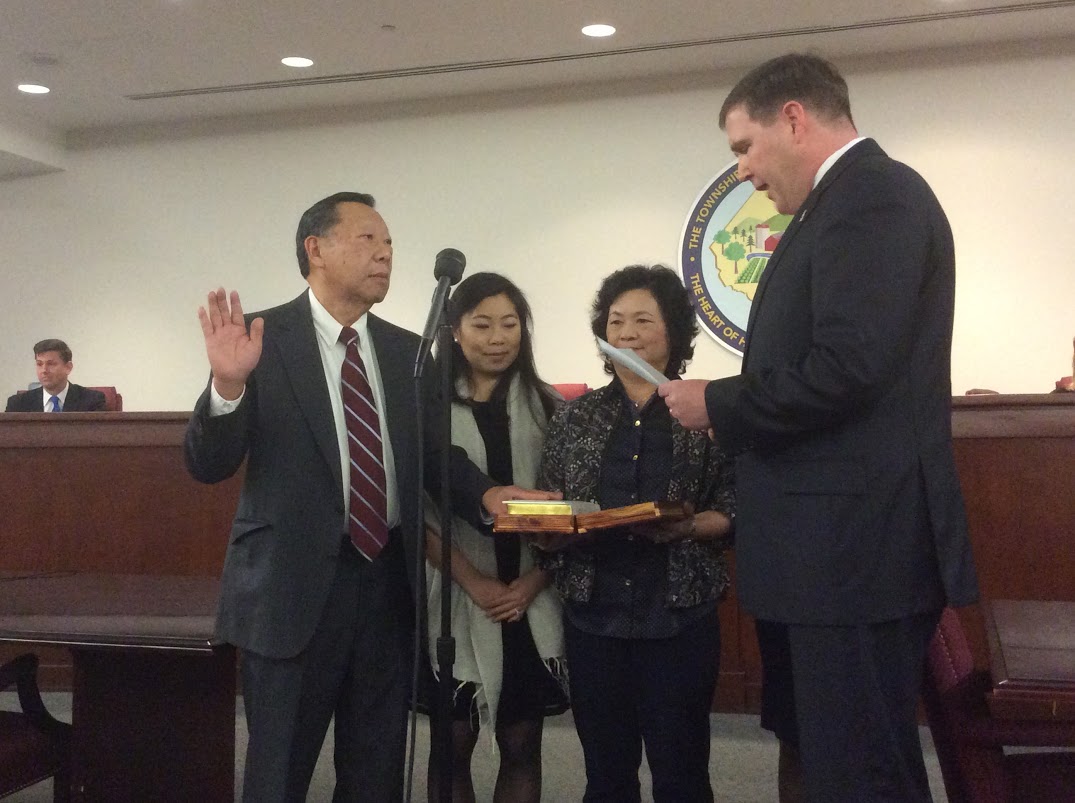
top-left (632, 511), bottom-right (696, 544)
top-left (494, 500), bottom-right (690, 536)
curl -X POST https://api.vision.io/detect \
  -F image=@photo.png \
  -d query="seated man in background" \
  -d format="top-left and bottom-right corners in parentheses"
top-left (4, 338), bottom-right (106, 412)
top-left (1053, 335), bottom-right (1075, 393)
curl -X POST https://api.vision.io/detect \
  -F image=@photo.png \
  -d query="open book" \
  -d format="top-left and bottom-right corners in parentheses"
top-left (493, 500), bottom-right (689, 535)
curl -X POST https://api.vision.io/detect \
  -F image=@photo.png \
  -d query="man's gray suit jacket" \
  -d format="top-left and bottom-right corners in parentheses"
top-left (185, 292), bottom-right (494, 659)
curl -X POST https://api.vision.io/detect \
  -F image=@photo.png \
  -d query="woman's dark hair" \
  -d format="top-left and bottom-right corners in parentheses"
top-left (446, 272), bottom-right (558, 417)
top-left (590, 264), bottom-right (698, 378)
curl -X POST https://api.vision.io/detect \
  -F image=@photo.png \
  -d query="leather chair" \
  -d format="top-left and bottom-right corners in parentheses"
top-left (0, 653), bottom-right (71, 801)
top-left (87, 386), bottom-right (123, 411)
top-left (922, 607), bottom-right (1075, 802)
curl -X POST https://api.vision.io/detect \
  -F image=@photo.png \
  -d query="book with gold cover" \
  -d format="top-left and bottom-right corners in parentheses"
top-left (502, 500), bottom-right (601, 516)
top-left (493, 500), bottom-right (688, 535)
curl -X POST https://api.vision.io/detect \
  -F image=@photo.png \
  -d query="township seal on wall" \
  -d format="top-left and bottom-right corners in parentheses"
top-left (679, 161), bottom-right (790, 356)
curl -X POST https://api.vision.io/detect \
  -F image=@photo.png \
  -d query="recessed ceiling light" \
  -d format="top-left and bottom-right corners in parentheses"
top-left (17, 84), bottom-right (50, 94)
top-left (581, 24), bottom-right (616, 38)
top-left (281, 56), bottom-right (314, 68)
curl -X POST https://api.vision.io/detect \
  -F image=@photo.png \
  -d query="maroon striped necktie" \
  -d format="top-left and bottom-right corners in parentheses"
top-left (339, 326), bottom-right (388, 560)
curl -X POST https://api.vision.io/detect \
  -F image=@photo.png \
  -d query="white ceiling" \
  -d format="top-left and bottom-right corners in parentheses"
top-left (2, 0), bottom-right (1075, 150)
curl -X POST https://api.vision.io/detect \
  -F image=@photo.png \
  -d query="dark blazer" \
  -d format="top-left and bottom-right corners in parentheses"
top-left (705, 139), bottom-right (978, 626)
top-left (184, 291), bottom-right (494, 659)
top-left (5, 384), bottom-right (107, 412)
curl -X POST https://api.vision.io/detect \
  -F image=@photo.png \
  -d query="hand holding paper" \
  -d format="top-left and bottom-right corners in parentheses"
top-left (597, 338), bottom-right (668, 386)
top-left (657, 379), bottom-right (713, 431)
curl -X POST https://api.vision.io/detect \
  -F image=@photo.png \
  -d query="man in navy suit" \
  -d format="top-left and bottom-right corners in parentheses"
top-left (5, 339), bottom-right (106, 412)
top-left (661, 55), bottom-right (978, 801)
top-left (185, 192), bottom-right (554, 802)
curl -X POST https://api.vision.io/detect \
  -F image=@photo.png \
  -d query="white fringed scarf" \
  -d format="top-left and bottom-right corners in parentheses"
top-left (425, 374), bottom-right (566, 742)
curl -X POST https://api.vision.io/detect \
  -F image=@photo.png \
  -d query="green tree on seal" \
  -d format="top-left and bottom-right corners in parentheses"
top-left (713, 229), bottom-right (731, 254)
top-left (725, 242), bottom-right (746, 274)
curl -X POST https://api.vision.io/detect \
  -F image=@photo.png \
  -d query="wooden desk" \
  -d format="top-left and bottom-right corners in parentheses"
top-left (984, 599), bottom-right (1075, 721)
top-left (0, 412), bottom-right (242, 686)
top-left (0, 572), bottom-right (235, 802)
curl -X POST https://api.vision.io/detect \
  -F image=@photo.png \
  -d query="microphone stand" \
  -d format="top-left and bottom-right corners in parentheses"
top-left (411, 291), bottom-right (457, 803)
top-left (433, 315), bottom-right (456, 803)
top-left (410, 249), bottom-right (464, 803)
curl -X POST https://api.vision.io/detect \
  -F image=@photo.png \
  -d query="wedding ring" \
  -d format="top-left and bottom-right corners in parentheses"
top-left (513, 608), bottom-right (521, 619)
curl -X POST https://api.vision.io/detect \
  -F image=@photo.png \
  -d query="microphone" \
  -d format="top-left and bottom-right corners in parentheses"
top-left (434, 247), bottom-right (466, 284)
top-left (415, 248), bottom-right (466, 376)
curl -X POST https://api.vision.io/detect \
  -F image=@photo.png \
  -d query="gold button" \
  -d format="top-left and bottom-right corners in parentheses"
top-left (634, 419), bottom-right (641, 426)
top-left (632, 454), bottom-right (639, 461)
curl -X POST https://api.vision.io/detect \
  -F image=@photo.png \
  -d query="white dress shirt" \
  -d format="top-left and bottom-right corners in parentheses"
top-left (208, 288), bottom-right (400, 529)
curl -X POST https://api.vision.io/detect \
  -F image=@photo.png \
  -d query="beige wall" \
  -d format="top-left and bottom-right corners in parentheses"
top-left (0, 43), bottom-right (1072, 409)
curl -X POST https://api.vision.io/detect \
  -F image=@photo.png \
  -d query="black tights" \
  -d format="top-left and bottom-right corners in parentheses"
top-left (427, 716), bottom-right (544, 803)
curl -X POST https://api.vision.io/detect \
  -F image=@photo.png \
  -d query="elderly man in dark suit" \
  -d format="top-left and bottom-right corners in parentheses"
top-left (660, 55), bottom-right (979, 802)
top-left (5, 338), bottom-right (106, 412)
top-left (185, 192), bottom-right (554, 803)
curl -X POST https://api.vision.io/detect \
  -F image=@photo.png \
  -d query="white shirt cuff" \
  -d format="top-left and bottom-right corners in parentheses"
top-left (208, 383), bottom-right (245, 417)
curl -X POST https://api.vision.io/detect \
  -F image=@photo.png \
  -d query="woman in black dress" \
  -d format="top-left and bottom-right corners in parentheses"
top-left (423, 272), bottom-right (568, 802)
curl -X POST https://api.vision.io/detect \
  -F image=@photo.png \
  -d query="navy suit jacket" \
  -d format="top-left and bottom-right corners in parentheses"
top-left (5, 383), bottom-right (106, 412)
top-left (705, 139), bottom-right (978, 626)
top-left (184, 292), bottom-right (495, 659)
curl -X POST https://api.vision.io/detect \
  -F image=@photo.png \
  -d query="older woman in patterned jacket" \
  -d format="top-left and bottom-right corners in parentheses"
top-left (536, 264), bottom-right (735, 803)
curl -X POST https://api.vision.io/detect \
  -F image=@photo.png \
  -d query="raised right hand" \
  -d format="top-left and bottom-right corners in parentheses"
top-left (197, 288), bottom-right (264, 400)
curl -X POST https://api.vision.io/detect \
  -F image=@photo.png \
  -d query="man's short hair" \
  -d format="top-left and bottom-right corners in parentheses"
top-left (34, 338), bottom-right (72, 363)
top-left (295, 192), bottom-right (376, 278)
top-left (719, 53), bottom-right (854, 129)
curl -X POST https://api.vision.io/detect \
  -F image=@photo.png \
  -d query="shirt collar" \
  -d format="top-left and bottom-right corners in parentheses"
top-left (813, 136), bottom-right (867, 188)
top-left (609, 375), bottom-right (663, 415)
top-left (308, 287), bottom-right (369, 347)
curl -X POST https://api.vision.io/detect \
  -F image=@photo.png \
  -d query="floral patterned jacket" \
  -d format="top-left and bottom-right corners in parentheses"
top-left (535, 382), bottom-right (734, 608)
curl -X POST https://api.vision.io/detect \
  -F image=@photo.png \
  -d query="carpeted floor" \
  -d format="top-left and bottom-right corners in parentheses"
top-left (4, 693), bottom-right (948, 801)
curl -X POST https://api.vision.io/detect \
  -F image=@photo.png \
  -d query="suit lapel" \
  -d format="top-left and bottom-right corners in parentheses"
top-left (368, 314), bottom-right (414, 480)
top-left (65, 385), bottom-right (81, 411)
top-left (742, 213), bottom-right (803, 366)
top-left (742, 139), bottom-right (882, 366)
top-left (274, 293), bottom-right (343, 493)
top-left (28, 387), bottom-right (45, 411)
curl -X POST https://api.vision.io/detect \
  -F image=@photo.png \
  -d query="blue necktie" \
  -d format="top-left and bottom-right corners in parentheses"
top-left (49, 395), bottom-right (62, 413)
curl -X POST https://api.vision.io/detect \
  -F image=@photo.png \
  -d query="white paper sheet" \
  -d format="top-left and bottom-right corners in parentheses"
top-left (596, 338), bottom-right (669, 386)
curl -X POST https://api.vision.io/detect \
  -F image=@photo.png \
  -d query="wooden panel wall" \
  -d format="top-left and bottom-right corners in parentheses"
top-left (3, 396), bottom-right (1073, 703)
top-left (0, 412), bottom-right (240, 686)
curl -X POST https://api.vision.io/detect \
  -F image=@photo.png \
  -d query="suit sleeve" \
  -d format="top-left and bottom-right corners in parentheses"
top-left (418, 367), bottom-right (496, 523)
top-left (707, 170), bottom-right (936, 452)
top-left (184, 377), bottom-right (254, 484)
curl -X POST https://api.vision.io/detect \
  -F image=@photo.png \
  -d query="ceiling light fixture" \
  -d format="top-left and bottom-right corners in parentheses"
top-left (581, 23), bottom-right (616, 38)
top-left (17, 84), bottom-right (50, 94)
top-left (281, 56), bottom-right (314, 68)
